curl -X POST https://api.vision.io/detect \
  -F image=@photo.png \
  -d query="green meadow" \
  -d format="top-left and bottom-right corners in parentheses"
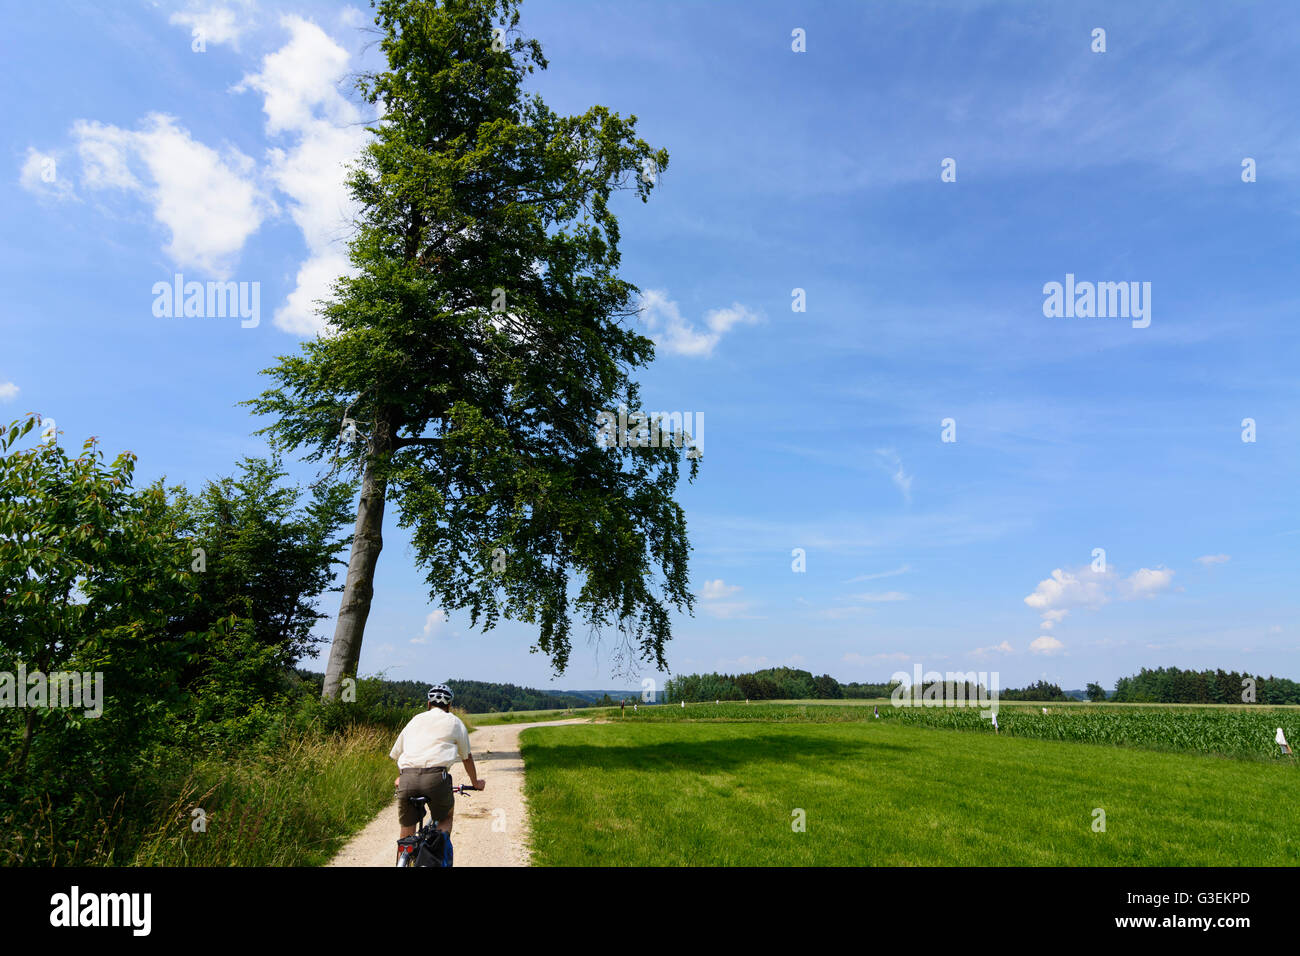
top-left (521, 718), bottom-right (1300, 866)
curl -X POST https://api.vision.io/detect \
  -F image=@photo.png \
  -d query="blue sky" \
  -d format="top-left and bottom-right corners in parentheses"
top-left (4, 0), bottom-right (1297, 694)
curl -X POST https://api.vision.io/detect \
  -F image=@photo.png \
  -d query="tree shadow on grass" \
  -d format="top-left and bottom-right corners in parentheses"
top-left (521, 730), bottom-right (913, 776)
top-left (469, 750), bottom-right (528, 764)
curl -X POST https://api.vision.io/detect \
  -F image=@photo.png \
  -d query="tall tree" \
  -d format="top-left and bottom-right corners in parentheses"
top-left (246, 0), bottom-right (695, 699)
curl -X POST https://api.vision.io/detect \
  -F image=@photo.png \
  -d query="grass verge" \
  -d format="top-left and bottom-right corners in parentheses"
top-left (130, 725), bottom-right (395, 866)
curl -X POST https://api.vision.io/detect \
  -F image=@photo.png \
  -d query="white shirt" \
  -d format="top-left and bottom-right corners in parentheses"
top-left (389, 709), bottom-right (471, 770)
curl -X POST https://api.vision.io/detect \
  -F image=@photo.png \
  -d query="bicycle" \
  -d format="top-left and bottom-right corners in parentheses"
top-left (395, 784), bottom-right (479, 867)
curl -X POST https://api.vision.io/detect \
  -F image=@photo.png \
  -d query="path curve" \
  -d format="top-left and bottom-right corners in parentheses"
top-left (327, 718), bottom-right (588, 867)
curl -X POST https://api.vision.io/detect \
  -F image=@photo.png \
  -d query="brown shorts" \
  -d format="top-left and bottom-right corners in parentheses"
top-left (396, 767), bottom-right (453, 827)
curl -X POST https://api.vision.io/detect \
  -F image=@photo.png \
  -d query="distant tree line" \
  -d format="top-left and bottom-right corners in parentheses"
top-left (664, 667), bottom-right (842, 702)
top-left (293, 673), bottom-right (589, 713)
top-left (999, 680), bottom-right (1073, 702)
top-left (1109, 666), bottom-right (1300, 704)
top-left (664, 667), bottom-right (988, 702)
top-left (665, 665), bottom-right (1300, 706)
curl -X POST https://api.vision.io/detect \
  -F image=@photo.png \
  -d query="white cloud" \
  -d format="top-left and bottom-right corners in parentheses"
top-left (1122, 566), bottom-right (1175, 598)
top-left (1023, 563), bottom-right (1175, 629)
top-left (1024, 567), bottom-right (1110, 614)
top-left (875, 449), bottom-right (912, 504)
top-left (72, 114), bottom-right (268, 277)
top-left (697, 578), bottom-right (754, 618)
top-left (637, 289), bottom-right (760, 357)
top-left (235, 15), bottom-right (369, 334)
top-left (19, 148), bottom-right (75, 201)
top-left (971, 640), bottom-right (1013, 658)
top-left (698, 579), bottom-right (741, 599)
top-left (33, 13), bottom-right (363, 331)
top-left (73, 122), bottom-right (139, 190)
top-left (1029, 635), bottom-right (1064, 655)
top-left (0, 382), bottom-right (17, 402)
top-left (169, 1), bottom-right (257, 50)
top-left (236, 16), bottom-right (358, 134)
top-left (1195, 554), bottom-right (1230, 566)
top-left (413, 610), bottom-right (452, 643)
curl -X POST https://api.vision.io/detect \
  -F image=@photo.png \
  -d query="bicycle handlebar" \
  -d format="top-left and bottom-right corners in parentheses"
top-left (407, 785), bottom-right (480, 802)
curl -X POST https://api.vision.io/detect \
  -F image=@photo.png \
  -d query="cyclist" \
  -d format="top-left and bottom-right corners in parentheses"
top-left (390, 683), bottom-right (486, 855)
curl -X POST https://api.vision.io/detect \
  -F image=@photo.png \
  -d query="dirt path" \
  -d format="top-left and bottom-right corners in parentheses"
top-left (326, 718), bottom-right (588, 867)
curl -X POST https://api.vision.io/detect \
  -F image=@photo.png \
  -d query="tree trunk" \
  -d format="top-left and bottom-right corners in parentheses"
top-left (322, 416), bottom-right (394, 701)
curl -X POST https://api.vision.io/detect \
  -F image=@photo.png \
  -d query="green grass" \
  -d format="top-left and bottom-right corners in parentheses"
top-left (634, 702), bottom-right (1300, 760)
top-left (522, 720), bottom-right (1300, 866)
top-left (128, 726), bottom-right (396, 866)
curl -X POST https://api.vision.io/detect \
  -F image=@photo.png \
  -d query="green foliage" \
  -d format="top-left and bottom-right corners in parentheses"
top-left (0, 416), bottom-right (216, 861)
top-left (1, 419), bottom-right (203, 771)
top-left (245, 0), bottom-right (694, 676)
top-left (0, 416), bottom-right (389, 864)
top-left (1086, 681), bottom-right (1107, 702)
top-left (164, 457), bottom-right (354, 746)
top-left (169, 456), bottom-right (354, 678)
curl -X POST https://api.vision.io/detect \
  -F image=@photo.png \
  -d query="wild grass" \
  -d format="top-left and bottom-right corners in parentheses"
top-left (129, 725), bottom-right (395, 866)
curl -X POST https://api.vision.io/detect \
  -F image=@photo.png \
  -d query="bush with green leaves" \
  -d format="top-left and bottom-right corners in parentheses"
top-left (0, 416), bottom-right (364, 863)
top-left (0, 415), bottom-right (217, 860)
top-left (164, 456), bottom-right (355, 749)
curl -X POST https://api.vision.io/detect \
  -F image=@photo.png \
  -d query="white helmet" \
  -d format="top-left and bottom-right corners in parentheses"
top-left (427, 683), bottom-right (454, 706)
